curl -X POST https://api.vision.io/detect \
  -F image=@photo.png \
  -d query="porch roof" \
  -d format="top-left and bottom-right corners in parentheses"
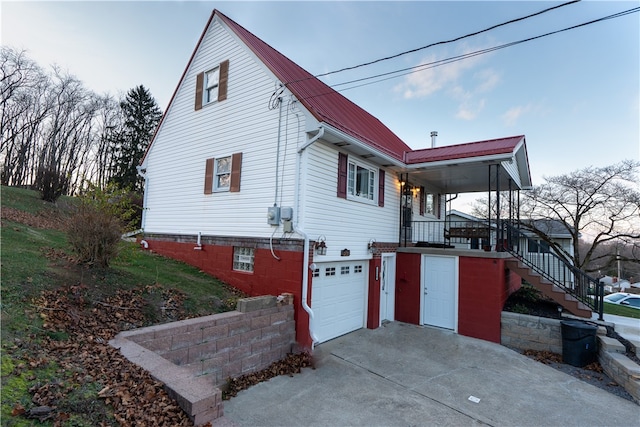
top-left (402, 135), bottom-right (532, 194)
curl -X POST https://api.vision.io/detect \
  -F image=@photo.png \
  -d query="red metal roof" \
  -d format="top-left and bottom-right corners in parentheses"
top-left (405, 135), bottom-right (525, 164)
top-left (216, 10), bottom-right (412, 162)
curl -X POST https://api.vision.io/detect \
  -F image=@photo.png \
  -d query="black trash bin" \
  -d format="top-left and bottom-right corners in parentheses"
top-left (560, 320), bottom-right (598, 367)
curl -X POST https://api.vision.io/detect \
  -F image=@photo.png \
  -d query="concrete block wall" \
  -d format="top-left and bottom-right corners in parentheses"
top-left (111, 294), bottom-right (296, 425)
top-left (598, 336), bottom-right (640, 403)
top-left (501, 311), bottom-right (562, 354)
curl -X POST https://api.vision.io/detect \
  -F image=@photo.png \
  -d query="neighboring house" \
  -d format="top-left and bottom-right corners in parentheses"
top-left (445, 211), bottom-right (577, 286)
top-left (139, 10), bottom-right (587, 349)
top-left (600, 276), bottom-right (632, 293)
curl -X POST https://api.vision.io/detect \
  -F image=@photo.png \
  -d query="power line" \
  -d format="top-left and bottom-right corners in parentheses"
top-left (285, 0), bottom-right (581, 86)
top-left (297, 6), bottom-right (640, 101)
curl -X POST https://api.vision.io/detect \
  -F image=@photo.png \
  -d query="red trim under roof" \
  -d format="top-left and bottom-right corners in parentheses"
top-left (405, 135), bottom-right (525, 164)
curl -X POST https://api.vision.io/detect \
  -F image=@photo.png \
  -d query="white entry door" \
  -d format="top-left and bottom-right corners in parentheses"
top-left (422, 255), bottom-right (457, 330)
top-left (380, 254), bottom-right (396, 324)
top-left (312, 261), bottom-right (368, 343)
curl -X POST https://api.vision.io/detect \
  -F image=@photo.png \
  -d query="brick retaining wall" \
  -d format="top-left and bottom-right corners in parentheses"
top-left (110, 294), bottom-right (296, 425)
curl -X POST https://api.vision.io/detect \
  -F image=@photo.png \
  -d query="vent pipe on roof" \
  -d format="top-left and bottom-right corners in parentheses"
top-left (430, 131), bottom-right (438, 148)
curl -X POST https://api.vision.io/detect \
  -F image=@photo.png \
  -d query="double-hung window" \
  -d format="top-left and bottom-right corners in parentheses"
top-left (204, 152), bottom-right (242, 194)
top-left (425, 193), bottom-right (435, 215)
top-left (214, 156), bottom-right (231, 191)
top-left (194, 60), bottom-right (229, 110)
top-left (347, 161), bottom-right (376, 202)
top-left (205, 67), bottom-right (220, 103)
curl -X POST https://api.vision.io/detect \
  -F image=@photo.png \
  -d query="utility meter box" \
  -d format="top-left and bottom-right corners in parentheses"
top-left (281, 207), bottom-right (293, 221)
top-left (267, 206), bottom-right (280, 225)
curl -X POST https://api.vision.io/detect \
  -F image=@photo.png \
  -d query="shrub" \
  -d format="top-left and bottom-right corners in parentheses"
top-left (34, 166), bottom-right (69, 202)
top-left (67, 183), bottom-right (137, 267)
top-left (67, 204), bottom-right (122, 267)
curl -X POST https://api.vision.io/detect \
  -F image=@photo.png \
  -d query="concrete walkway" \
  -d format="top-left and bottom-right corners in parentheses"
top-left (222, 322), bottom-right (638, 426)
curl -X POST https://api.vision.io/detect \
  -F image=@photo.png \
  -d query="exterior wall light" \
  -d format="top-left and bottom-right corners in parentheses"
top-left (314, 236), bottom-right (327, 256)
top-left (367, 239), bottom-right (377, 254)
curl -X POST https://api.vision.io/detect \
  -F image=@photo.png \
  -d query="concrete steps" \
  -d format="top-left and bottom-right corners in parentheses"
top-left (506, 259), bottom-right (592, 318)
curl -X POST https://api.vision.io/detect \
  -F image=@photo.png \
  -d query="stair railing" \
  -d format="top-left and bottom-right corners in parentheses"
top-left (501, 220), bottom-right (604, 320)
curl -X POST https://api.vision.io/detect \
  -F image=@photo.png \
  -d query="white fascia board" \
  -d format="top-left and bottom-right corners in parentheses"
top-left (405, 152), bottom-right (514, 170)
top-left (322, 123), bottom-right (406, 169)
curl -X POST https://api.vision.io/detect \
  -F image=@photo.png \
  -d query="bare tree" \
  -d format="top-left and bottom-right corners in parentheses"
top-left (520, 160), bottom-right (640, 274)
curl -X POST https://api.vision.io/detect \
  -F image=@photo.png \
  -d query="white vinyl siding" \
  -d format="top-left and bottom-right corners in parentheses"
top-left (302, 143), bottom-right (399, 258)
top-left (142, 18), bottom-right (300, 237)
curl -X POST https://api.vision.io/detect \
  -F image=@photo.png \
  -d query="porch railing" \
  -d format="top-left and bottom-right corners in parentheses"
top-left (408, 220), bottom-right (491, 249)
top-left (404, 219), bottom-right (604, 320)
top-left (500, 220), bottom-right (604, 320)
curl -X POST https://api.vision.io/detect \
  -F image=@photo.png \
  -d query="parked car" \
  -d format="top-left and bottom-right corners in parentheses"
top-left (603, 292), bottom-right (640, 309)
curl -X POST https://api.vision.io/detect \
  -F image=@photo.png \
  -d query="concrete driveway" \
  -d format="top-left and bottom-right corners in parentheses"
top-left (222, 322), bottom-right (638, 426)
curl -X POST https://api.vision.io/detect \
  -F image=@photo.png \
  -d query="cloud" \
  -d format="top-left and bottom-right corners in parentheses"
top-left (396, 53), bottom-right (476, 99)
top-left (457, 98), bottom-right (486, 120)
top-left (394, 46), bottom-right (501, 121)
top-left (502, 105), bottom-right (531, 126)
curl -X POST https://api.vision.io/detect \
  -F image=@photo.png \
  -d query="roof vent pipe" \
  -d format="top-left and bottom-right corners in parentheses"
top-left (430, 131), bottom-right (438, 148)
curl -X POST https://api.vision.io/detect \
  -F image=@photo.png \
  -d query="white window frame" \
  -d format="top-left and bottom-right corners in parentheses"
top-left (233, 247), bottom-right (254, 272)
top-left (205, 66), bottom-right (220, 104)
top-left (347, 159), bottom-right (376, 204)
top-left (213, 155), bottom-right (232, 192)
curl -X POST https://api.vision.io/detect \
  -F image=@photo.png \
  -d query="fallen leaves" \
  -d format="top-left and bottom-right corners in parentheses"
top-left (1, 206), bottom-right (65, 230)
top-left (223, 352), bottom-right (313, 399)
top-left (9, 285), bottom-right (193, 425)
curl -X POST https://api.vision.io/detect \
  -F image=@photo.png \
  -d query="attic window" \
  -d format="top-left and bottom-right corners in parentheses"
top-left (205, 67), bottom-right (220, 103)
top-left (195, 60), bottom-right (229, 110)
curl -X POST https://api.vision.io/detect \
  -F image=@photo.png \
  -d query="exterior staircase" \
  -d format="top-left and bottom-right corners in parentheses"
top-left (505, 259), bottom-right (592, 318)
top-left (500, 221), bottom-right (603, 320)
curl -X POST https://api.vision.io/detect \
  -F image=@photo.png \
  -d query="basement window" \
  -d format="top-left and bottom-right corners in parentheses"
top-left (233, 247), bottom-right (254, 272)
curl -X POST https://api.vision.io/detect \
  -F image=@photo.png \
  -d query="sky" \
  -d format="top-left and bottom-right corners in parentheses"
top-left (2, 1), bottom-right (639, 211)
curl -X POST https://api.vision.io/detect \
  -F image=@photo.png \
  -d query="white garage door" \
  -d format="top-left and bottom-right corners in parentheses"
top-left (312, 261), bottom-right (367, 343)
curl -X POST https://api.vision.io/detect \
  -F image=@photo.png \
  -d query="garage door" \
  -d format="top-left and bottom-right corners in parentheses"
top-left (312, 261), bottom-right (367, 343)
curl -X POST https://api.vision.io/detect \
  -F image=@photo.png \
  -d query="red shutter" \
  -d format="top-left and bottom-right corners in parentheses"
top-left (337, 152), bottom-right (347, 198)
top-left (204, 158), bottom-right (214, 194)
top-left (419, 186), bottom-right (425, 215)
top-left (218, 60), bottom-right (229, 102)
top-left (230, 152), bottom-right (242, 192)
top-left (378, 169), bottom-right (385, 207)
top-left (195, 72), bottom-right (204, 111)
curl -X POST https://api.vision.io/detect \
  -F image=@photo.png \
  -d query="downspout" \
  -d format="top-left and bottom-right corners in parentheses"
top-left (136, 165), bottom-right (148, 231)
top-left (294, 125), bottom-right (324, 349)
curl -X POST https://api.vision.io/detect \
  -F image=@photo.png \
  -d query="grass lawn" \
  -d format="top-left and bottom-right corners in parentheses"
top-left (1, 185), bottom-right (244, 425)
top-left (603, 301), bottom-right (640, 319)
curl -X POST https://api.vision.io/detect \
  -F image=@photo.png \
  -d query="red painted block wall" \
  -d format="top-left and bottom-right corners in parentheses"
top-left (458, 256), bottom-right (519, 343)
top-left (145, 239), bottom-right (313, 348)
top-left (394, 252), bottom-right (421, 325)
top-left (367, 258), bottom-right (381, 329)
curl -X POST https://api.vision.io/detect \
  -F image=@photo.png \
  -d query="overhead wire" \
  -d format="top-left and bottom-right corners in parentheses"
top-left (293, 6), bottom-right (640, 101)
top-left (286, 0), bottom-right (582, 85)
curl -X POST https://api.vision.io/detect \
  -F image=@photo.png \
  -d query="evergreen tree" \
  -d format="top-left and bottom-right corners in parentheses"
top-left (111, 85), bottom-right (162, 191)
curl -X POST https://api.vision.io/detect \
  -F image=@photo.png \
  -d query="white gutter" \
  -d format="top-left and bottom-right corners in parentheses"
top-left (405, 152), bottom-right (514, 170)
top-left (298, 126), bottom-right (324, 153)
top-left (321, 123), bottom-right (406, 169)
top-left (136, 165), bottom-right (148, 230)
top-left (294, 121), bottom-right (322, 348)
